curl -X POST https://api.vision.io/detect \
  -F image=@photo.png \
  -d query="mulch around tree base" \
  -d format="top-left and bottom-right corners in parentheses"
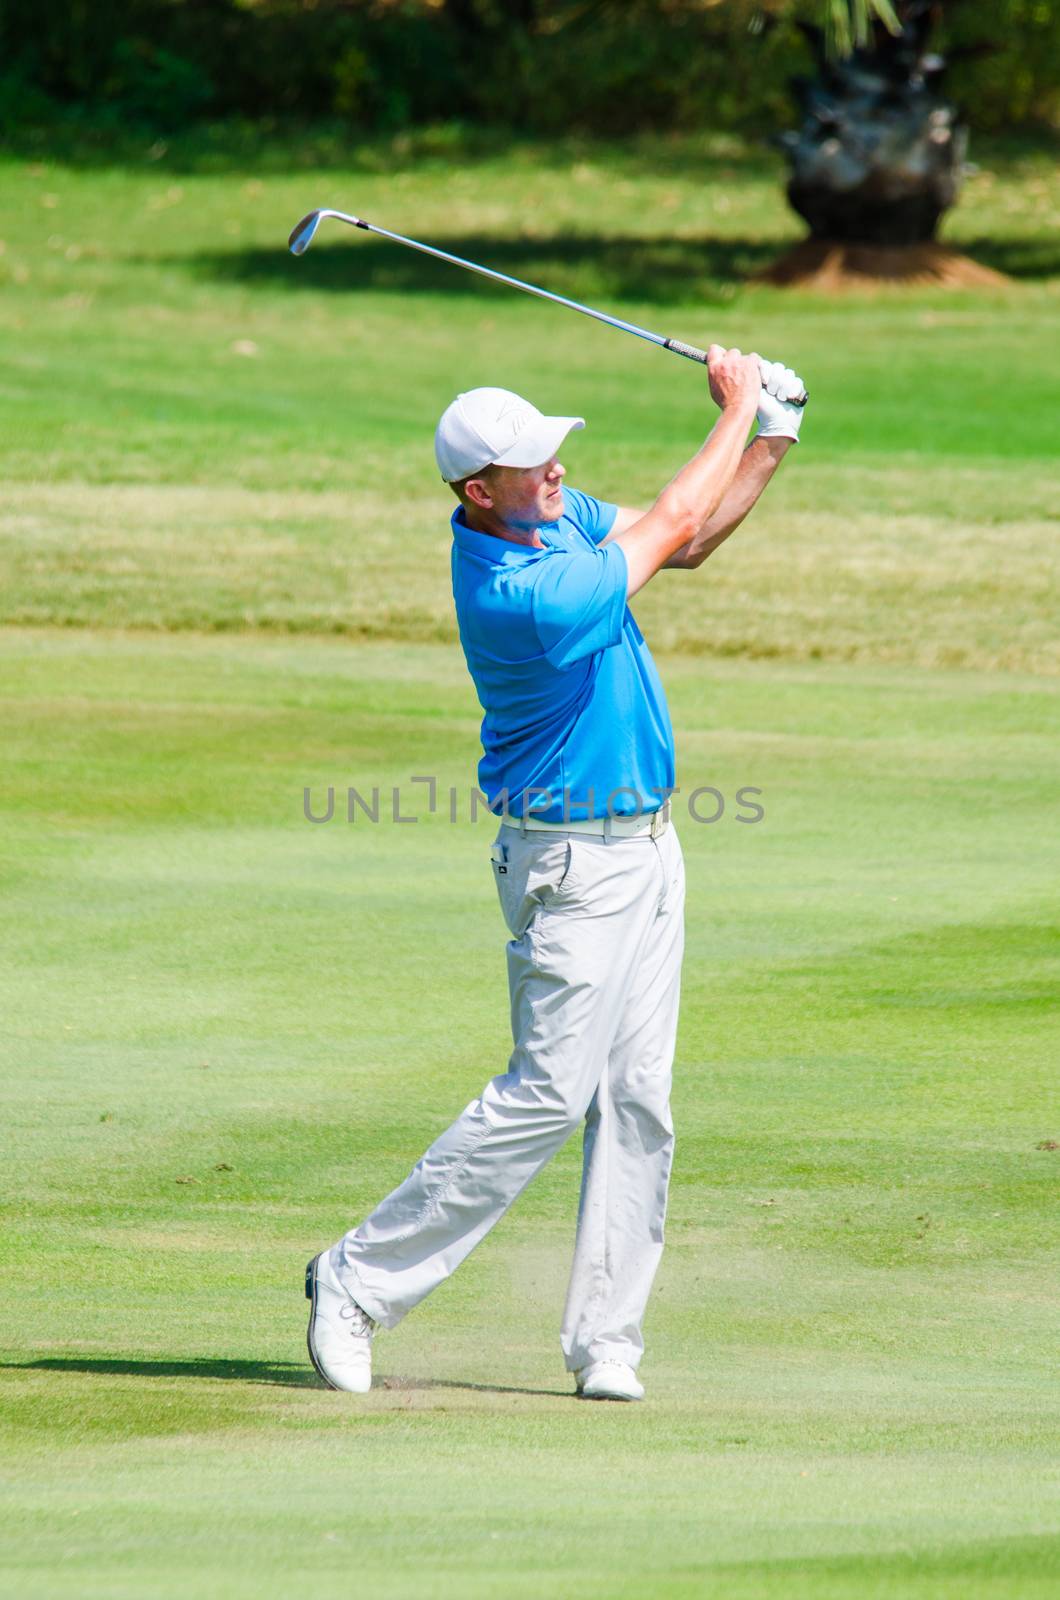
top-left (756, 240), bottom-right (1010, 290)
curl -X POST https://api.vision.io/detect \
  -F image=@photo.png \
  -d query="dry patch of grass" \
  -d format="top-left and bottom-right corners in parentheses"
top-left (2, 472), bottom-right (1054, 674)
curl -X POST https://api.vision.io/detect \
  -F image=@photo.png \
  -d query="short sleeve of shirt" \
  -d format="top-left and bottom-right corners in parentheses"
top-left (562, 486), bottom-right (618, 546)
top-left (529, 543), bottom-right (628, 671)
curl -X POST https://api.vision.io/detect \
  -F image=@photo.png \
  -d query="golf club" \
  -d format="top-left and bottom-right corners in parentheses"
top-left (288, 208), bottom-right (808, 406)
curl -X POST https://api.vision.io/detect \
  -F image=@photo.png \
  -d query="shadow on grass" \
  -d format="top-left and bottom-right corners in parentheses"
top-left (376, 1374), bottom-right (571, 1398)
top-left (185, 232), bottom-right (782, 305)
top-left (6, 1357), bottom-right (571, 1398)
top-left (7, 116), bottom-right (1057, 193)
top-left (958, 235), bottom-right (1060, 279)
top-left (4, 119), bottom-right (784, 181)
top-left (184, 231), bottom-right (1056, 307)
top-left (6, 1355), bottom-right (317, 1388)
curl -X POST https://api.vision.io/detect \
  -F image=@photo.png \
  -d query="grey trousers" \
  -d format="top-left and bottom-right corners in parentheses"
top-left (332, 819), bottom-right (686, 1372)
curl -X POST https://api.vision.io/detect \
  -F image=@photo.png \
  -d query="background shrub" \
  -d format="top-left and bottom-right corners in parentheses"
top-left (0, 0), bottom-right (1056, 138)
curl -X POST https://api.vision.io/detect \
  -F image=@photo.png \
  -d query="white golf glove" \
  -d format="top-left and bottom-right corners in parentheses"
top-left (755, 357), bottom-right (807, 442)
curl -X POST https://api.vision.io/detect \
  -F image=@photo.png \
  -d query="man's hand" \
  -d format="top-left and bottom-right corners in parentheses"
top-left (707, 345), bottom-right (762, 415)
top-left (755, 358), bottom-right (808, 443)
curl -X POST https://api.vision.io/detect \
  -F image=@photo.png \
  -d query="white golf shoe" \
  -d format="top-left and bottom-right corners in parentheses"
top-left (574, 1360), bottom-right (645, 1402)
top-left (305, 1251), bottom-right (376, 1393)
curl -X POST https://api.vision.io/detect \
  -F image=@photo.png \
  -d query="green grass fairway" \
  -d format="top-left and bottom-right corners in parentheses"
top-left (0, 133), bottom-right (1058, 1597)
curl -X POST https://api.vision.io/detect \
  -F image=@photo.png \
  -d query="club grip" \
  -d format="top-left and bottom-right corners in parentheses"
top-left (665, 337), bottom-right (809, 407)
top-left (663, 337), bottom-right (709, 364)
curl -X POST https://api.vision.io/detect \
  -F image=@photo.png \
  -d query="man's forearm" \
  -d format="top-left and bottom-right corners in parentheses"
top-left (666, 435), bottom-right (791, 569)
top-left (655, 399), bottom-right (759, 535)
top-left (607, 393), bottom-right (759, 598)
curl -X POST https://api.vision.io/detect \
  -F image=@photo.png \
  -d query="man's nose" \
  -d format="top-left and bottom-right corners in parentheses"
top-left (547, 459), bottom-right (565, 481)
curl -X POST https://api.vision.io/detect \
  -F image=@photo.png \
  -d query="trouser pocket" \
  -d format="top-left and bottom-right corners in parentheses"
top-left (491, 831), bottom-right (575, 939)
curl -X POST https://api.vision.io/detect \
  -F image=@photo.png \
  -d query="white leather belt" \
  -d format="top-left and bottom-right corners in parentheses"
top-left (499, 799), bottom-right (670, 840)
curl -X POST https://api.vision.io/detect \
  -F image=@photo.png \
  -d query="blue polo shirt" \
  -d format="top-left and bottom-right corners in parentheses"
top-left (450, 486), bottom-right (676, 822)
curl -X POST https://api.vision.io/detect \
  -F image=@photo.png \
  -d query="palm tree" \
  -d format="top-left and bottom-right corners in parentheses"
top-left (765, 0), bottom-right (1004, 284)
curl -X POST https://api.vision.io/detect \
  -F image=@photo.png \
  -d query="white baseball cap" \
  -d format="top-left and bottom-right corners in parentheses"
top-left (434, 387), bottom-right (585, 483)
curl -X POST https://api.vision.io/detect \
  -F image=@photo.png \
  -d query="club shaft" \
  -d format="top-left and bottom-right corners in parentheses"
top-left (291, 207), bottom-right (807, 404)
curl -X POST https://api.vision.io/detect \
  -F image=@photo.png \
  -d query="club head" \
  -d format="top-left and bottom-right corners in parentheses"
top-left (288, 211), bottom-right (324, 256)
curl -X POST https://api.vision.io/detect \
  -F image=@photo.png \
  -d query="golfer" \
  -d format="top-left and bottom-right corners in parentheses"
top-left (306, 347), bottom-right (806, 1400)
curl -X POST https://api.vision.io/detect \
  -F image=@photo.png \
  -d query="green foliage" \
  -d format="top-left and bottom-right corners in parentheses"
top-left (944, 0), bottom-right (1060, 130)
top-left (105, 39), bottom-right (215, 129)
top-left (0, 0), bottom-right (1056, 137)
top-left (823, 0), bottom-right (900, 56)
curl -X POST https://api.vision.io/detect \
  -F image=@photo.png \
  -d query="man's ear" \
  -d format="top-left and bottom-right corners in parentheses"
top-left (464, 476), bottom-right (494, 510)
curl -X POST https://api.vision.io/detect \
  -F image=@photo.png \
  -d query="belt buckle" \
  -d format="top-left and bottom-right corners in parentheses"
top-left (650, 801), bottom-right (668, 839)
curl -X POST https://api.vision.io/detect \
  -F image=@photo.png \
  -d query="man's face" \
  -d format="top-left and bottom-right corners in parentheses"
top-left (471, 456), bottom-right (566, 530)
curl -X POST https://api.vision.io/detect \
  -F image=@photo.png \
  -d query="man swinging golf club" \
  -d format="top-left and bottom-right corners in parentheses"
top-left (306, 346), bottom-right (806, 1400)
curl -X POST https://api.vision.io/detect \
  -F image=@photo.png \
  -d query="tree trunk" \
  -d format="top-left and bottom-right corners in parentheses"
top-left (778, 4), bottom-right (967, 249)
